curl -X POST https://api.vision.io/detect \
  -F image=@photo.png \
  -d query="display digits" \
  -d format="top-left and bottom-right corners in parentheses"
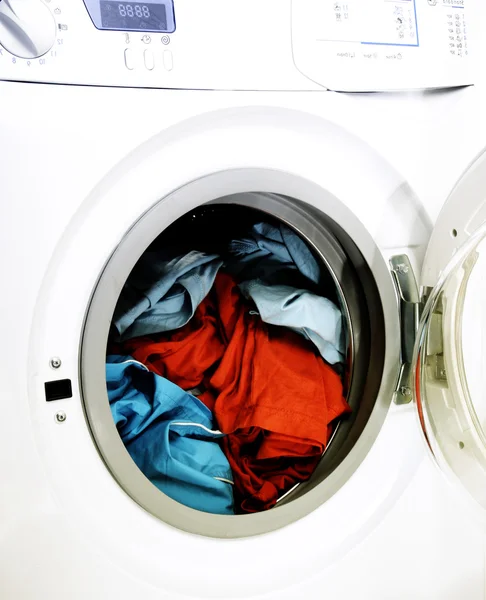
top-left (117, 3), bottom-right (151, 19)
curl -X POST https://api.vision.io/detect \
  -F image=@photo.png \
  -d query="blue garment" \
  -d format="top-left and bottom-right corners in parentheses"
top-left (227, 222), bottom-right (321, 285)
top-left (113, 251), bottom-right (224, 341)
top-left (239, 280), bottom-right (345, 365)
top-left (113, 223), bottom-right (320, 341)
top-left (106, 356), bottom-right (234, 515)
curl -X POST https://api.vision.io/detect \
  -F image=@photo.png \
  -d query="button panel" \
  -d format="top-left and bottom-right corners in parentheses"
top-left (163, 50), bottom-right (173, 71)
top-left (124, 47), bottom-right (135, 70)
top-left (123, 44), bottom-right (174, 72)
top-left (144, 49), bottom-right (154, 70)
top-left (122, 33), bottom-right (174, 72)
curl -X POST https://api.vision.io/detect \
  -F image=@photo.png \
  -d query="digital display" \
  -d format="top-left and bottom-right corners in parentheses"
top-left (100, 1), bottom-right (168, 31)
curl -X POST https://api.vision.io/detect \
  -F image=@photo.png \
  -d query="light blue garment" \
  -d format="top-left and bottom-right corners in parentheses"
top-left (239, 280), bottom-right (345, 365)
top-left (113, 250), bottom-right (224, 341)
top-left (227, 222), bottom-right (321, 285)
top-left (106, 355), bottom-right (234, 515)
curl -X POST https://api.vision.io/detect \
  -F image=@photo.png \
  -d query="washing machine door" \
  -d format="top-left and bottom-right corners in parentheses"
top-left (413, 149), bottom-right (486, 516)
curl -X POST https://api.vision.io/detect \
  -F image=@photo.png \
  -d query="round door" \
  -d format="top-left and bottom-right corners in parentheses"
top-left (414, 148), bottom-right (486, 517)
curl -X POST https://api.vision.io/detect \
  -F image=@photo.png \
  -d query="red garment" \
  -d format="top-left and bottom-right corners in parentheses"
top-left (222, 430), bottom-right (322, 512)
top-left (121, 273), bottom-right (350, 513)
top-left (120, 297), bottom-right (223, 411)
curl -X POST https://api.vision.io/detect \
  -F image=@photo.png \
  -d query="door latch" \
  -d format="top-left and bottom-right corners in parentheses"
top-left (390, 255), bottom-right (421, 404)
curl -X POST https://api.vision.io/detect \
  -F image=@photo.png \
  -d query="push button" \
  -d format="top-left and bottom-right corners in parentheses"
top-left (144, 49), bottom-right (154, 70)
top-left (124, 47), bottom-right (135, 70)
top-left (45, 379), bottom-right (73, 402)
top-left (163, 50), bottom-right (173, 71)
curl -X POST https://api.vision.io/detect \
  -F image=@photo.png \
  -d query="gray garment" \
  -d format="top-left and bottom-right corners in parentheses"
top-left (239, 280), bottom-right (345, 365)
top-left (113, 222), bottom-right (323, 342)
top-left (226, 222), bottom-right (321, 285)
top-left (113, 250), bottom-right (223, 341)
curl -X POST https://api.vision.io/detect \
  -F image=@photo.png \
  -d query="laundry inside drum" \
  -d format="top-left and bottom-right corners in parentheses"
top-left (105, 195), bottom-right (374, 517)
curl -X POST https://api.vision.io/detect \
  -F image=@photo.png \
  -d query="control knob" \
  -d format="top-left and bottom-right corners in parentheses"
top-left (0, 0), bottom-right (56, 59)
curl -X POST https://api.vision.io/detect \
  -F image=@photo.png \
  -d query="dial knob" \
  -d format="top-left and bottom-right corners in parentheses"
top-left (0, 0), bottom-right (56, 59)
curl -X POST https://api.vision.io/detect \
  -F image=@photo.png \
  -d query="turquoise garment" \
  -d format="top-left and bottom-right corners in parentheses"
top-left (113, 250), bottom-right (224, 341)
top-left (239, 280), bottom-right (345, 365)
top-left (106, 356), bottom-right (234, 515)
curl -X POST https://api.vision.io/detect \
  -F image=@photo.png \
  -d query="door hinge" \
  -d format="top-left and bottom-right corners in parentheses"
top-left (390, 255), bottom-right (421, 405)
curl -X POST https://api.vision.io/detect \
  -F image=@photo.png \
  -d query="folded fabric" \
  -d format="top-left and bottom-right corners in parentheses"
top-left (222, 429), bottom-right (322, 512)
top-left (112, 250), bottom-right (224, 341)
top-left (112, 218), bottom-right (323, 344)
top-left (226, 221), bottom-right (321, 285)
top-left (120, 273), bottom-right (350, 513)
top-left (106, 355), bottom-right (234, 515)
top-left (239, 280), bottom-right (345, 365)
top-left (116, 296), bottom-right (224, 413)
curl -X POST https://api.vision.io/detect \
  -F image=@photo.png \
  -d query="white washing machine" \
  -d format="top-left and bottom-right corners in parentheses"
top-left (1, 0), bottom-right (486, 598)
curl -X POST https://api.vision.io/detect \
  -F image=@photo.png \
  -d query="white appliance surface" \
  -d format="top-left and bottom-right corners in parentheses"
top-left (1, 1), bottom-right (486, 599)
top-left (0, 0), bottom-right (476, 91)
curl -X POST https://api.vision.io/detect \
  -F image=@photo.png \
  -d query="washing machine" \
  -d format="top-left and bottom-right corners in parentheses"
top-left (1, 0), bottom-right (486, 598)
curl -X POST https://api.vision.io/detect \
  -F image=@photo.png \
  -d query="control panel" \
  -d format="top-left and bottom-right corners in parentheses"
top-left (0, 0), bottom-right (317, 90)
top-left (0, 0), bottom-right (474, 91)
top-left (292, 0), bottom-right (474, 91)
